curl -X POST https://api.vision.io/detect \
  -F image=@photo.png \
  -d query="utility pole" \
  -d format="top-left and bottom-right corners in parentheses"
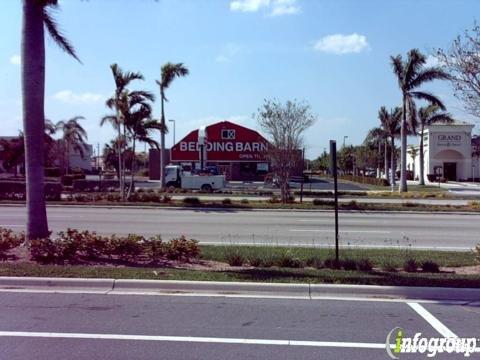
top-left (330, 140), bottom-right (339, 263)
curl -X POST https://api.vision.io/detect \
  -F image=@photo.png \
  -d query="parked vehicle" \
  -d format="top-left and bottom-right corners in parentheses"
top-left (165, 165), bottom-right (225, 192)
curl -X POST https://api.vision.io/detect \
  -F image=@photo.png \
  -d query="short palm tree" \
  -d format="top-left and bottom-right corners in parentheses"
top-left (156, 62), bottom-right (189, 187)
top-left (104, 64), bottom-right (153, 200)
top-left (124, 104), bottom-right (163, 197)
top-left (391, 49), bottom-right (449, 192)
top-left (364, 127), bottom-right (387, 179)
top-left (55, 117), bottom-right (88, 174)
top-left (417, 105), bottom-right (454, 185)
top-left (378, 107), bottom-right (401, 187)
top-left (21, 0), bottom-right (80, 240)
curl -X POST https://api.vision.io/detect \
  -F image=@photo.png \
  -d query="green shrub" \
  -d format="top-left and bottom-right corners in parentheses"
top-left (324, 257), bottom-right (342, 270)
top-left (475, 243), bottom-right (480, 264)
top-left (109, 234), bottom-right (144, 262)
top-left (240, 198), bottom-right (249, 204)
top-left (0, 228), bottom-right (24, 259)
top-left (222, 198), bottom-right (232, 205)
top-left (144, 235), bottom-right (164, 263)
top-left (73, 194), bottom-right (92, 202)
top-left (162, 194), bottom-right (172, 203)
top-left (381, 261), bottom-right (398, 272)
top-left (403, 258), bottom-right (419, 273)
top-left (305, 256), bottom-right (323, 269)
top-left (29, 238), bottom-right (58, 263)
top-left (183, 197), bottom-right (201, 205)
top-left (164, 236), bottom-right (200, 261)
top-left (248, 254), bottom-right (263, 267)
top-left (275, 251), bottom-right (304, 268)
top-left (269, 195), bottom-right (281, 203)
top-left (343, 200), bottom-right (360, 210)
top-left (357, 258), bottom-right (373, 272)
top-left (45, 167), bottom-right (61, 177)
top-left (313, 199), bottom-right (334, 206)
top-left (421, 260), bottom-right (440, 273)
top-left (339, 175), bottom-right (389, 187)
top-left (224, 248), bottom-right (245, 266)
top-left (106, 193), bottom-right (121, 202)
top-left (342, 258), bottom-right (358, 271)
top-left (0, 181), bottom-right (62, 201)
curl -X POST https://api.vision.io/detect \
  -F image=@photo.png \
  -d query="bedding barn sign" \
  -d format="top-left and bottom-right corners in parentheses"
top-left (170, 121), bottom-right (270, 162)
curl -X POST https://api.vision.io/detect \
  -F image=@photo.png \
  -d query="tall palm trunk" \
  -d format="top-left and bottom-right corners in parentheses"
top-left (160, 87), bottom-right (166, 187)
top-left (419, 124), bottom-right (425, 185)
top-left (384, 139), bottom-right (389, 180)
top-left (21, 0), bottom-right (49, 240)
top-left (65, 141), bottom-right (70, 175)
top-left (116, 109), bottom-right (124, 201)
top-left (390, 137), bottom-right (396, 187)
top-left (399, 97), bottom-right (408, 192)
top-left (127, 136), bottom-right (136, 199)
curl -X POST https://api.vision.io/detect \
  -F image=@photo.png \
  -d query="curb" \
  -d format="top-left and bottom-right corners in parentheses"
top-left (0, 277), bottom-right (479, 302)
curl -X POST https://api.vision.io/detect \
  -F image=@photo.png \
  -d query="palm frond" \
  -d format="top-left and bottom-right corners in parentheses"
top-left (409, 67), bottom-right (450, 89)
top-left (42, 6), bottom-right (81, 62)
top-left (410, 91), bottom-right (446, 110)
top-left (390, 55), bottom-right (405, 87)
top-left (404, 49), bottom-right (425, 89)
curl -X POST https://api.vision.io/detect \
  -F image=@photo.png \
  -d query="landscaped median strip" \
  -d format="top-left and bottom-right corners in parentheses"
top-left (1, 277), bottom-right (480, 302)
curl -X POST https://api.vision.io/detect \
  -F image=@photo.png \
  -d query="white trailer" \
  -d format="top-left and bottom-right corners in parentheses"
top-left (165, 165), bottom-right (225, 192)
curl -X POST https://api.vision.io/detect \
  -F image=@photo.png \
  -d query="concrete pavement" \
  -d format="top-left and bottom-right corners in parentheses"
top-left (0, 286), bottom-right (477, 359)
top-left (0, 205), bottom-right (478, 250)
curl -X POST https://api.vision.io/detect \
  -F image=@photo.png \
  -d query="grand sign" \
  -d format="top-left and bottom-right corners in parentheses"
top-left (171, 121), bottom-right (270, 162)
top-left (436, 134), bottom-right (463, 148)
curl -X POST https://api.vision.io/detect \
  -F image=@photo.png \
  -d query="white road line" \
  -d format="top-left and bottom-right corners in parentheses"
top-left (289, 229), bottom-right (391, 234)
top-left (407, 302), bottom-right (458, 338)
top-left (0, 330), bottom-right (388, 349)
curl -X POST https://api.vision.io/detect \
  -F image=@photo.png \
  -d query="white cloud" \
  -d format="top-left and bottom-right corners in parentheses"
top-left (215, 43), bottom-right (242, 63)
top-left (230, 0), bottom-right (269, 12)
top-left (9, 55), bottom-right (21, 65)
top-left (270, 0), bottom-right (300, 16)
top-left (313, 33), bottom-right (369, 55)
top-left (52, 90), bottom-right (103, 104)
top-left (230, 0), bottom-right (300, 16)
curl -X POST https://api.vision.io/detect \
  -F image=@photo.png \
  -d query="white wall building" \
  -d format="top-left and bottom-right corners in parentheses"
top-left (407, 121), bottom-right (476, 182)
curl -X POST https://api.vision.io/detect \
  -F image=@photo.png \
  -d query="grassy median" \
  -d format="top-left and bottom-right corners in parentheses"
top-left (0, 245), bottom-right (478, 288)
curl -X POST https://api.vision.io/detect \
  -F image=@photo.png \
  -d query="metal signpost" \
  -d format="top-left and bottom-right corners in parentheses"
top-left (330, 140), bottom-right (339, 262)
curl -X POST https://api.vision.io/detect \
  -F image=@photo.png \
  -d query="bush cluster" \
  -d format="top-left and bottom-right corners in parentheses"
top-left (61, 174), bottom-right (85, 186)
top-left (222, 248), bottom-right (374, 271)
top-left (28, 229), bottom-right (200, 264)
top-left (65, 192), bottom-right (172, 203)
top-left (0, 228), bottom-right (24, 259)
top-left (339, 175), bottom-right (390, 187)
top-left (0, 181), bottom-right (62, 201)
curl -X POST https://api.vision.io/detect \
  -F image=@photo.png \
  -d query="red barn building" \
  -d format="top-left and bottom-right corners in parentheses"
top-left (150, 121), bottom-right (272, 181)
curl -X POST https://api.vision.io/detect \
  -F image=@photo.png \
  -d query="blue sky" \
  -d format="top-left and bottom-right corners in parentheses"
top-left (1, 0), bottom-right (479, 159)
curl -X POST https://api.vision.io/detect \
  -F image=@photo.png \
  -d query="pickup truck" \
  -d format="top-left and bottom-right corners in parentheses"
top-left (165, 165), bottom-right (226, 192)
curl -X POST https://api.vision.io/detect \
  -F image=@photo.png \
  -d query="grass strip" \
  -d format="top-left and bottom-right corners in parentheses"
top-left (0, 263), bottom-right (478, 288)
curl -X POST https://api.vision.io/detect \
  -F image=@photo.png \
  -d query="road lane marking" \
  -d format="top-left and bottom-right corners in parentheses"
top-left (0, 330), bottom-right (388, 349)
top-left (289, 229), bottom-right (391, 234)
top-left (407, 302), bottom-right (458, 338)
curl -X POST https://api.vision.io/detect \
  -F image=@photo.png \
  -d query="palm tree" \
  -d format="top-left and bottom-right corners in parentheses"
top-left (417, 105), bottom-right (454, 185)
top-left (104, 64), bottom-right (153, 200)
top-left (54, 116), bottom-right (88, 174)
top-left (364, 127), bottom-right (387, 179)
top-left (379, 107), bottom-right (401, 187)
top-left (124, 104), bottom-right (163, 198)
top-left (390, 49), bottom-right (449, 192)
top-left (156, 63), bottom-right (189, 187)
top-left (21, 0), bottom-right (80, 240)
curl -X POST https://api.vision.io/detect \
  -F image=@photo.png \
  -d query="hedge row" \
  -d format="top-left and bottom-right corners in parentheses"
top-left (0, 181), bottom-right (62, 201)
top-left (28, 229), bottom-right (200, 264)
top-left (339, 175), bottom-right (390, 187)
top-left (72, 179), bottom-right (130, 192)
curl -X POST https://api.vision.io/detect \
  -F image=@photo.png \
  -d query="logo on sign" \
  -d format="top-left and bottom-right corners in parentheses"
top-left (221, 129), bottom-right (236, 140)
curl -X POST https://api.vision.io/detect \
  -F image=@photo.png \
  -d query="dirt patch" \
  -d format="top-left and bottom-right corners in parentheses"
top-left (442, 265), bottom-right (480, 275)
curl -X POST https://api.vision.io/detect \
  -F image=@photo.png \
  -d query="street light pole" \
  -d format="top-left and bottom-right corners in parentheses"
top-left (169, 119), bottom-right (176, 145)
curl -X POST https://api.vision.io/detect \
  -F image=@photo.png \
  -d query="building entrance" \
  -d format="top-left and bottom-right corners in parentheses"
top-left (443, 162), bottom-right (457, 181)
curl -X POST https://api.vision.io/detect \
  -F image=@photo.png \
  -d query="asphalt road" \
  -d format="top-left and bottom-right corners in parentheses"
top-left (0, 205), bottom-right (478, 250)
top-left (0, 291), bottom-right (478, 360)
